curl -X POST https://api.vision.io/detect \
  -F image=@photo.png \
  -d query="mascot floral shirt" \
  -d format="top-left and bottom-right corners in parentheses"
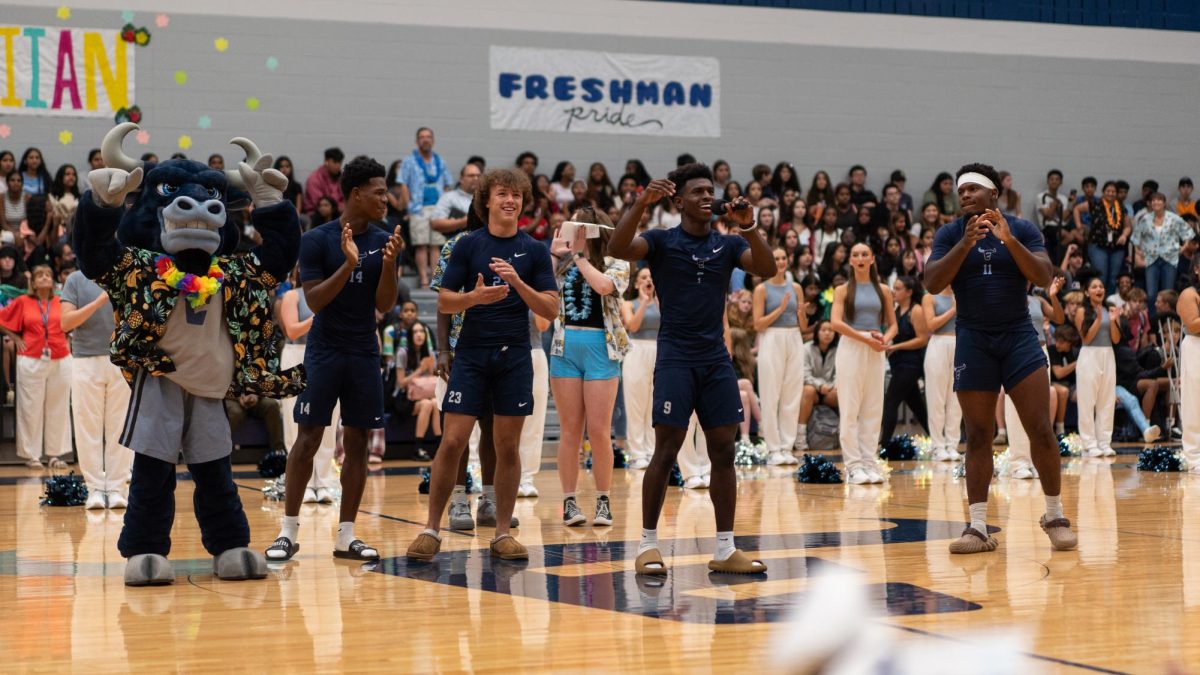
top-left (98, 247), bottom-right (305, 399)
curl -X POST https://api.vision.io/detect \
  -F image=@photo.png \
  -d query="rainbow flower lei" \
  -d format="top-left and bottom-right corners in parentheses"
top-left (154, 255), bottom-right (224, 309)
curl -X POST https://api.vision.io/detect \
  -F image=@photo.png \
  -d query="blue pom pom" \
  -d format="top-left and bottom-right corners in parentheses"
top-left (418, 467), bottom-right (431, 494)
top-left (258, 449), bottom-right (288, 478)
top-left (668, 463), bottom-right (683, 487)
top-left (796, 454), bottom-right (843, 483)
top-left (41, 472), bottom-right (88, 506)
top-left (1137, 445), bottom-right (1183, 472)
top-left (879, 434), bottom-right (917, 461)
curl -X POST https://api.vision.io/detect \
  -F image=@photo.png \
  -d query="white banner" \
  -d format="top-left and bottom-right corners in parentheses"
top-left (0, 25), bottom-right (135, 118)
top-left (490, 46), bottom-right (720, 138)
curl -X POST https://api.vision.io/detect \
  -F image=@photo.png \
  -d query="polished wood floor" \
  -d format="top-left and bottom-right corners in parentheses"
top-left (2, 448), bottom-right (1198, 674)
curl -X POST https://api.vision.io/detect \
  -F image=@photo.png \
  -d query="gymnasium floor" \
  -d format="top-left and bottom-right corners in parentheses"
top-left (2, 448), bottom-right (1198, 674)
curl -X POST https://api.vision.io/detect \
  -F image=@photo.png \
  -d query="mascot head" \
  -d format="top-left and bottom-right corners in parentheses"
top-left (101, 122), bottom-right (257, 260)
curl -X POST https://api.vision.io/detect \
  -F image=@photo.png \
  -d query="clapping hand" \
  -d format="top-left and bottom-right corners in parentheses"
top-left (470, 272), bottom-right (509, 305)
top-left (382, 225), bottom-right (405, 265)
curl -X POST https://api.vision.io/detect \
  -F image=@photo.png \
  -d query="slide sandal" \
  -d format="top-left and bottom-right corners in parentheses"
top-left (707, 550), bottom-right (767, 575)
top-left (333, 539), bottom-right (380, 561)
top-left (635, 548), bottom-right (668, 576)
top-left (265, 537), bottom-right (298, 562)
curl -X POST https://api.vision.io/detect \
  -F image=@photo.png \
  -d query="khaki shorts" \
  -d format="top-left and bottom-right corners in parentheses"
top-left (408, 205), bottom-right (445, 247)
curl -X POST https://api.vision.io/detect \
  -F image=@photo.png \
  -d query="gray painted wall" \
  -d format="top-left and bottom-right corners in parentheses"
top-left (4, 3), bottom-right (1198, 218)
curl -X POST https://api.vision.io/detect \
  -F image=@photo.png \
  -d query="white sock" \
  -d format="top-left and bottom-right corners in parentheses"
top-left (597, 491), bottom-right (609, 500)
top-left (1055, 422), bottom-right (1065, 435)
top-left (715, 531), bottom-right (736, 561)
top-left (564, 492), bottom-right (577, 502)
top-left (796, 424), bottom-right (807, 440)
top-left (422, 528), bottom-right (441, 540)
top-left (483, 485), bottom-right (495, 501)
top-left (638, 528), bottom-right (657, 555)
top-left (1045, 494), bottom-right (1064, 521)
top-left (997, 426), bottom-right (1007, 435)
top-left (278, 515), bottom-right (299, 542)
top-left (335, 522), bottom-right (355, 550)
top-left (451, 485), bottom-right (468, 505)
top-left (969, 502), bottom-right (988, 535)
top-left (740, 432), bottom-right (750, 442)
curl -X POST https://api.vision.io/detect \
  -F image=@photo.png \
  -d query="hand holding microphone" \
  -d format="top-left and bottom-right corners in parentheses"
top-left (711, 196), bottom-right (756, 231)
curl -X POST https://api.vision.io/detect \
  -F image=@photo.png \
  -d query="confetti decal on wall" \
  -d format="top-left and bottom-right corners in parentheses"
top-left (245, 97), bottom-right (260, 111)
top-left (121, 10), bottom-right (135, 22)
top-left (0, 124), bottom-right (10, 139)
top-left (174, 70), bottom-right (188, 85)
top-left (265, 56), bottom-right (279, 71)
top-left (135, 130), bottom-right (150, 145)
top-left (178, 135), bottom-right (193, 150)
top-left (197, 115), bottom-right (212, 130)
top-left (56, 6), bottom-right (71, 20)
top-left (59, 130), bottom-right (74, 145)
top-left (214, 37), bottom-right (229, 53)
top-left (155, 14), bottom-right (170, 28)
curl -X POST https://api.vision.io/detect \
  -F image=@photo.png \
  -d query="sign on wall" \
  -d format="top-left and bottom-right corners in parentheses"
top-left (490, 46), bottom-right (720, 138)
top-left (0, 26), bottom-right (135, 118)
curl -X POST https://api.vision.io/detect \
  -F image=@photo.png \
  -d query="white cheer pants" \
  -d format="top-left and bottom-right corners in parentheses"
top-left (1181, 336), bottom-right (1200, 470)
top-left (835, 339), bottom-right (885, 472)
top-left (678, 414), bottom-right (711, 480)
top-left (520, 348), bottom-right (549, 482)
top-left (1004, 344), bottom-right (1050, 473)
top-left (924, 334), bottom-right (962, 454)
top-left (281, 343), bottom-right (338, 490)
top-left (756, 327), bottom-right (806, 454)
top-left (16, 355), bottom-right (72, 461)
top-left (622, 339), bottom-right (657, 462)
top-left (1076, 346), bottom-right (1117, 456)
top-left (71, 355), bottom-right (133, 494)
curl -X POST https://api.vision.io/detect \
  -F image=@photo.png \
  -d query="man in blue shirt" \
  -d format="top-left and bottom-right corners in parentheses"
top-left (925, 163), bottom-right (1077, 555)
top-left (405, 168), bottom-right (559, 562)
top-left (266, 156), bottom-right (403, 564)
top-left (608, 162), bottom-right (775, 576)
top-left (399, 127), bottom-right (454, 289)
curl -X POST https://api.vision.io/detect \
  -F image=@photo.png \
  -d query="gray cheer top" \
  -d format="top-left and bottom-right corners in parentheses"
top-left (1028, 295), bottom-right (1047, 344)
top-left (848, 281), bottom-right (883, 332)
top-left (932, 293), bottom-right (956, 336)
top-left (763, 280), bottom-right (798, 328)
top-left (1084, 305), bottom-right (1112, 347)
top-left (629, 299), bottom-right (661, 340)
top-left (287, 288), bottom-right (313, 345)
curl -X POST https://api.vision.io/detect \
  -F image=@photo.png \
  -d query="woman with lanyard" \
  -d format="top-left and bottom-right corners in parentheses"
top-left (751, 247), bottom-right (807, 465)
top-left (830, 243), bottom-right (897, 484)
top-left (1075, 277), bottom-right (1121, 458)
top-left (0, 265), bottom-right (71, 469)
top-left (919, 286), bottom-right (962, 461)
top-left (1178, 264), bottom-right (1200, 473)
top-left (1002, 277), bottom-right (1066, 478)
top-left (278, 274), bottom-right (339, 504)
top-left (1087, 181), bottom-right (1131, 296)
top-left (1132, 191), bottom-right (1195, 311)
top-left (549, 208), bottom-right (630, 527)
top-left (620, 266), bottom-right (659, 471)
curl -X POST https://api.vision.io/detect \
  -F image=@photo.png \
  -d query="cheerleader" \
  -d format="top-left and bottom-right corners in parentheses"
top-left (1075, 277), bottom-right (1120, 457)
top-left (752, 247), bottom-right (807, 464)
top-left (919, 286), bottom-right (961, 461)
top-left (1179, 271), bottom-right (1200, 473)
top-left (620, 267), bottom-right (659, 470)
top-left (1003, 278), bottom-right (1065, 478)
top-left (830, 243), bottom-right (897, 484)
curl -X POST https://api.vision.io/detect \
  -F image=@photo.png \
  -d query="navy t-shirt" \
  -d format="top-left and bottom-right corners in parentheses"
top-left (929, 214), bottom-right (1046, 331)
top-left (299, 220), bottom-right (392, 354)
top-left (642, 226), bottom-right (749, 365)
top-left (439, 228), bottom-right (556, 348)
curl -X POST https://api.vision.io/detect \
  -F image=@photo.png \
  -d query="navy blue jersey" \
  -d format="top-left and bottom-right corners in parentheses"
top-left (929, 214), bottom-right (1046, 331)
top-left (642, 226), bottom-right (749, 365)
top-left (439, 228), bottom-right (556, 348)
top-left (299, 220), bottom-right (392, 354)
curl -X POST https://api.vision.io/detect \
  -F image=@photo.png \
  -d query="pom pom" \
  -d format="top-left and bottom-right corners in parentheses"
top-left (262, 476), bottom-right (286, 501)
top-left (912, 435), bottom-right (934, 460)
top-left (1058, 433), bottom-right (1082, 457)
top-left (668, 463), bottom-right (684, 487)
top-left (734, 439), bottom-right (768, 466)
top-left (466, 464), bottom-right (481, 494)
top-left (879, 434), bottom-right (918, 461)
top-left (1137, 445), bottom-right (1184, 472)
top-left (41, 473), bottom-right (88, 506)
top-left (417, 467), bottom-right (430, 494)
top-left (795, 454), bottom-right (842, 484)
top-left (258, 449), bottom-right (288, 478)
top-left (613, 447), bottom-right (627, 469)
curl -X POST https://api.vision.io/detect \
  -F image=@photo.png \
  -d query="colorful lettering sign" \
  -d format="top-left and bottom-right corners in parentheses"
top-left (0, 25), bottom-right (135, 118)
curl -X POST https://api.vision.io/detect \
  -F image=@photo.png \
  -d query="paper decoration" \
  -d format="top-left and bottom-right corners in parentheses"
top-left (121, 10), bottom-right (135, 22)
top-left (174, 70), bottom-right (188, 85)
top-left (245, 97), bottom-right (260, 111)
top-left (178, 134), bottom-right (192, 150)
top-left (59, 130), bottom-right (73, 145)
top-left (197, 115), bottom-right (212, 129)
top-left (0, 124), bottom-right (10, 139)
top-left (135, 129), bottom-right (150, 145)
top-left (56, 7), bottom-right (71, 20)
top-left (155, 14), bottom-right (169, 28)
top-left (265, 56), bottom-right (279, 71)
top-left (214, 37), bottom-right (229, 53)
top-left (2, 24), bottom-right (136, 119)
top-left (114, 105), bottom-right (142, 124)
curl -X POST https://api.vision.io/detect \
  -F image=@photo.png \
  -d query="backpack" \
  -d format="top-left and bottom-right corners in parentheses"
top-left (807, 405), bottom-right (840, 451)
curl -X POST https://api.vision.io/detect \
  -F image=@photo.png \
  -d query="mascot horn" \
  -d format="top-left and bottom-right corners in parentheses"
top-left (75, 123), bottom-right (304, 586)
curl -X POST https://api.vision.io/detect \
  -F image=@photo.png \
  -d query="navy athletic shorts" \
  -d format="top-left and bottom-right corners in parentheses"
top-left (442, 345), bottom-right (533, 417)
top-left (652, 359), bottom-right (743, 430)
top-left (954, 324), bottom-right (1048, 393)
top-left (293, 347), bottom-right (385, 429)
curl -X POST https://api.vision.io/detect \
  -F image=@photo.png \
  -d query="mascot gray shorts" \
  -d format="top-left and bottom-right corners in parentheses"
top-left (120, 369), bottom-right (232, 465)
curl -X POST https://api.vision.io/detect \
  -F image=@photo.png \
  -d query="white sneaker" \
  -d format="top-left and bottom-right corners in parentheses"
top-left (85, 491), bottom-right (107, 510)
top-left (946, 448), bottom-right (962, 460)
top-left (931, 448), bottom-right (948, 462)
top-left (848, 468), bottom-right (871, 485)
top-left (25, 457), bottom-right (44, 469)
top-left (683, 476), bottom-right (707, 489)
top-left (629, 457), bottom-right (650, 470)
top-left (702, 474), bottom-right (711, 488)
top-left (1102, 447), bottom-right (1117, 457)
top-left (314, 488), bottom-right (334, 504)
top-left (867, 468), bottom-right (886, 484)
top-left (107, 492), bottom-right (128, 509)
top-left (302, 487), bottom-right (319, 504)
top-left (793, 436), bottom-right (809, 452)
top-left (517, 481), bottom-right (539, 498)
top-left (767, 451), bottom-right (791, 466)
top-left (1143, 425), bottom-right (1161, 443)
top-left (1011, 466), bottom-right (1037, 480)
top-left (1085, 447), bottom-right (1104, 458)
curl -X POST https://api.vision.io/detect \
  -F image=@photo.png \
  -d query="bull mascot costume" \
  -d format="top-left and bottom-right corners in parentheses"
top-left (75, 123), bottom-right (304, 586)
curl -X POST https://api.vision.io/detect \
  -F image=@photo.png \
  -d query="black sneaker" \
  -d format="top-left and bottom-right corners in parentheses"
top-left (593, 496), bottom-right (613, 526)
top-left (563, 497), bottom-right (586, 527)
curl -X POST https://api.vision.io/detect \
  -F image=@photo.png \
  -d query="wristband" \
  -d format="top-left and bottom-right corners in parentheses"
top-left (575, 252), bottom-right (586, 260)
top-left (737, 220), bottom-right (758, 233)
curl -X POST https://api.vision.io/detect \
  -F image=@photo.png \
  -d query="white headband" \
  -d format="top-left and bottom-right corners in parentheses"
top-left (957, 172), bottom-right (996, 191)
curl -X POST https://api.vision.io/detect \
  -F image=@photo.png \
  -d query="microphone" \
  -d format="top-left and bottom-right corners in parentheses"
top-left (709, 198), bottom-right (750, 215)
